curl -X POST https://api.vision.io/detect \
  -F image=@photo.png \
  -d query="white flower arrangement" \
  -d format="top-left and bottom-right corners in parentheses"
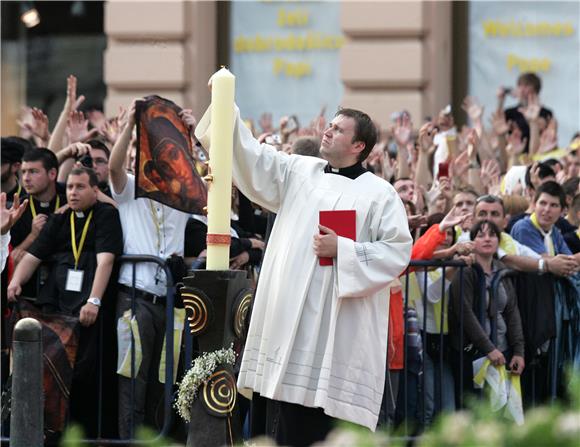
top-left (175, 344), bottom-right (236, 422)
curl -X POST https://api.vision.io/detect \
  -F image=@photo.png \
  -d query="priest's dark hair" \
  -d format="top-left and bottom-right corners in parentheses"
top-left (68, 166), bottom-right (99, 188)
top-left (22, 147), bottom-right (59, 173)
top-left (335, 107), bottom-right (377, 162)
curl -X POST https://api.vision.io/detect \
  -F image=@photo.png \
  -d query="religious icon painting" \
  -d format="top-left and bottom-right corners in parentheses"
top-left (135, 95), bottom-right (208, 214)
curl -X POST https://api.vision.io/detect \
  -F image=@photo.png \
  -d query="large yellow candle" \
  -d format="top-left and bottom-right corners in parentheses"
top-left (206, 68), bottom-right (236, 270)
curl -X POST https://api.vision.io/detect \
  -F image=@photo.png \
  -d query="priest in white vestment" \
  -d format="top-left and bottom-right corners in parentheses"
top-left (196, 105), bottom-right (412, 443)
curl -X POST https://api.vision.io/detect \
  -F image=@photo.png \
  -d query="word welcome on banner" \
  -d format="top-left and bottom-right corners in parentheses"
top-left (230, 1), bottom-right (344, 127)
top-left (469, 1), bottom-right (579, 145)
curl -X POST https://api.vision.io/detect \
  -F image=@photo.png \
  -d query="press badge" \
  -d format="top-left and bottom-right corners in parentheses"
top-left (66, 269), bottom-right (84, 292)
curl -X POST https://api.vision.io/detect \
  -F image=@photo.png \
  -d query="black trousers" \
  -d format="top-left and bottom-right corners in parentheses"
top-left (251, 393), bottom-right (335, 447)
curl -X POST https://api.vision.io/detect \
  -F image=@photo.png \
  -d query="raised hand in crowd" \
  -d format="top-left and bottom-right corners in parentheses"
top-left (87, 109), bottom-right (107, 131)
top-left (518, 93), bottom-right (541, 124)
top-left (48, 74), bottom-right (86, 152)
top-left (259, 112), bottom-right (274, 134)
top-left (490, 110), bottom-right (510, 137)
top-left (450, 150), bottom-right (469, 187)
top-left (426, 177), bottom-right (452, 214)
top-left (381, 150), bottom-right (398, 182)
top-left (18, 107), bottom-right (50, 147)
top-left (312, 107), bottom-right (326, 137)
top-left (439, 205), bottom-right (471, 232)
top-left (0, 193), bottom-right (28, 236)
top-left (495, 85), bottom-right (511, 113)
top-left (538, 118), bottom-right (558, 154)
top-left (505, 124), bottom-right (527, 167)
top-left (393, 112), bottom-right (413, 149)
top-left (462, 96), bottom-right (484, 129)
top-left (418, 122), bottom-right (437, 155)
top-left (412, 183), bottom-right (426, 215)
top-left (519, 93), bottom-right (542, 154)
top-left (480, 159), bottom-right (501, 194)
top-left (393, 112), bottom-right (414, 180)
top-left (100, 108), bottom-right (127, 146)
top-left (67, 110), bottom-right (98, 144)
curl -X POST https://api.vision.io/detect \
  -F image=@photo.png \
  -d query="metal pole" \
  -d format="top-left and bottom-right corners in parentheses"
top-left (10, 318), bottom-right (43, 447)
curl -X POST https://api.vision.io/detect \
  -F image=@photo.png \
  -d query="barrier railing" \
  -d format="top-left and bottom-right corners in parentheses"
top-left (1, 255), bottom-right (176, 446)
top-left (394, 261), bottom-right (567, 437)
top-left (2, 257), bottom-right (569, 444)
top-left (397, 259), bottom-right (485, 434)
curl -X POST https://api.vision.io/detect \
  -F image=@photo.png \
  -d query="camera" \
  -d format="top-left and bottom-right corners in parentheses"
top-left (77, 154), bottom-right (93, 168)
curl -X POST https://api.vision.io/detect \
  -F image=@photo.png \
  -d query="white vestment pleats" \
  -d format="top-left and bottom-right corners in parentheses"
top-left (196, 107), bottom-right (412, 430)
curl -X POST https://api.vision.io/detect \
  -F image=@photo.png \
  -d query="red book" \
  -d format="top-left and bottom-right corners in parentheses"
top-left (319, 210), bottom-right (356, 266)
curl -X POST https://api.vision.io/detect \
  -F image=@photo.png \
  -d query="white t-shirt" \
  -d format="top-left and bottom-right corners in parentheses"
top-left (111, 174), bottom-right (190, 296)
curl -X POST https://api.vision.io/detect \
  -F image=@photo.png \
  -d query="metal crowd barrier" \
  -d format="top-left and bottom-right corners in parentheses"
top-left (78, 255), bottom-right (177, 445)
top-left (0, 255), bottom-right (177, 445)
top-left (395, 261), bottom-right (563, 437)
top-left (1, 256), bottom-right (567, 444)
top-left (397, 259), bottom-right (483, 435)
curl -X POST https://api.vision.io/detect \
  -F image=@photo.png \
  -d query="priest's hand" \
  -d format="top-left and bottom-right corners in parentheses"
top-left (79, 302), bottom-right (99, 327)
top-left (314, 225), bottom-right (338, 258)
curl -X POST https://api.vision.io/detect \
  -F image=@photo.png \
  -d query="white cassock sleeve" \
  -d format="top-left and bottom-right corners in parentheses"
top-left (336, 192), bottom-right (412, 298)
top-left (195, 105), bottom-right (290, 213)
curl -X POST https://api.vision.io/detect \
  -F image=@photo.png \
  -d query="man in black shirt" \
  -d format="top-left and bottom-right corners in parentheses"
top-left (8, 166), bottom-right (122, 319)
top-left (500, 72), bottom-right (553, 153)
top-left (10, 148), bottom-right (66, 266)
top-left (7, 166), bottom-right (123, 437)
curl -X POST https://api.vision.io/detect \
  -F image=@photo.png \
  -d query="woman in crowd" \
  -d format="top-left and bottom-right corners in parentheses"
top-left (448, 220), bottom-right (525, 407)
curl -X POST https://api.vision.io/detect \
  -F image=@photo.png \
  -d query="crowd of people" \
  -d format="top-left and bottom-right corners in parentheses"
top-left (1, 70), bottom-right (579, 444)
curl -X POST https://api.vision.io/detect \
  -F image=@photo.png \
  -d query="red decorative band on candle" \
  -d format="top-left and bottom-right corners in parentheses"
top-left (207, 233), bottom-right (231, 245)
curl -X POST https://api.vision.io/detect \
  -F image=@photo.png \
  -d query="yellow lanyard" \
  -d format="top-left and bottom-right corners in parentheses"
top-left (70, 210), bottom-right (94, 269)
top-left (16, 183), bottom-right (22, 196)
top-left (30, 195), bottom-right (60, 219)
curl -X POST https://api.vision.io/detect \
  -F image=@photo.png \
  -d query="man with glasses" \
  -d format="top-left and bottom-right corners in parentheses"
top-left (56, 140), bottom-right (113, 197)
top-left (87, 140), bottom-right (112, 196)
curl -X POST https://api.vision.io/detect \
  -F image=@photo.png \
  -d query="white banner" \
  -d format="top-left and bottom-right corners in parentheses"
top-left (230, 1), bottom-right (344, 130)
top-left (469, 1), bottom-right (579, 145)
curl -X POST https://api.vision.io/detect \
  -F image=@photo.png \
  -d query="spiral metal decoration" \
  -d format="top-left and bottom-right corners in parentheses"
top-left (201, 368), bottom-right (237, 417)
top-left (181, 287), bottom-right (214, 335)
top-left (232, 289), bottom-right (253, 339)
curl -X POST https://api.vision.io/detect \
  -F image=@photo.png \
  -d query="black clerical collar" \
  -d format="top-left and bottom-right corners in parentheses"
top-left (324, 162), bottom-right (367, 180)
